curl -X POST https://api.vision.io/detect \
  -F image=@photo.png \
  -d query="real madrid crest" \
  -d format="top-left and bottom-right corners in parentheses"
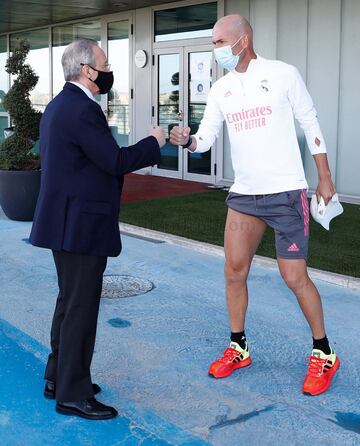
top-left (260, 79), bottom-right (270, 92)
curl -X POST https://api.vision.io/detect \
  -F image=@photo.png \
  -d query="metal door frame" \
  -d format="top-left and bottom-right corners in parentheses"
top-left (151, 43), bottom-right (220, 183)
top-left (183, 43), bottom-right (216, 183)
top-left (151, 47), bottom-right (184, 179)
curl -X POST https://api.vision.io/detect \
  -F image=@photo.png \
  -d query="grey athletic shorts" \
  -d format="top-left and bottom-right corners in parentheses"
top-left (226, 189), bottom-right (310, 259)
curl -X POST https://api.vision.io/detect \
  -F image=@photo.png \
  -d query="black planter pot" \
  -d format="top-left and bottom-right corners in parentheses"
top-left (0, 170), bottom-right (41, 221)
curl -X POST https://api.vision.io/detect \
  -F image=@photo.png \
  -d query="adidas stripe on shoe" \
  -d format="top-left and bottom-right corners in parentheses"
top-left (208, 341), bottom-right (252, 378)
top-left (302, 346), bottom-right (340, 396)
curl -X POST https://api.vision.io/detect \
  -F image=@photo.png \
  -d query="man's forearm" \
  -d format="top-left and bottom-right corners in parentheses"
top-left (313, 153), bottom-right (336, 202)
top-left (313, 153), bottom-right (332, 180)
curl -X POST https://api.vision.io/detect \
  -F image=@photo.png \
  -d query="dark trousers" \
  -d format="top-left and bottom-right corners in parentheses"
top-left (44, 250), bottom-right (107, 402)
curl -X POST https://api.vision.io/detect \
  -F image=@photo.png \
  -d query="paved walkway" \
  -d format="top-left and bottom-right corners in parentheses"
top-left (1, 210), bottom-right (360, 445)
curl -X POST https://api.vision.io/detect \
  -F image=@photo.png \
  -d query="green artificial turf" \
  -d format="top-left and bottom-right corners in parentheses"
top-left (120, 190), bottom-right (360, 277)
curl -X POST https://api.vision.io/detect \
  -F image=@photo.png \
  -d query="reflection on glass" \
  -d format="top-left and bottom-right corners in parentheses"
top-left (158, 54), bottom-right (179, 171)
top-left (52, 21), bottom-right (101, 97)
top-left (10, 29), bottom-right (49, 112)
top-left (155, 3), bottom-right (217, 42)
top-left (188, 51), bottom-right (212, 175)
top-left (0, 36), bottom-right (8, 113)
top-left (107, 21), bottom-right (129, 147)
top-left (0, 116), bottom-right (9, 144)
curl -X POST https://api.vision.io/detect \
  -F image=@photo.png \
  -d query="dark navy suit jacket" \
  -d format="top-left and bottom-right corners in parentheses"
top-left (30, 82), bottom-right (161, 257)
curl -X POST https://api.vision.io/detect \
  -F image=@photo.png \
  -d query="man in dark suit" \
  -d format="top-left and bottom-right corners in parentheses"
top-left (30, 39), bottom-right (165, 420)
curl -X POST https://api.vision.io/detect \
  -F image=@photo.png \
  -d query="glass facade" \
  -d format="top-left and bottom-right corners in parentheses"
top-left (155, 3), bottom-right (217, 42)
top-left (107, 21), bottom-right (129, 147)
top-left (0, 4), bottom-right (217, 182)
top-left (157, 53), bottom-right (180, 171)
top-left (187, 51), bottom-right (212, 175)
top-left (0, 35), bottom-right (8, 113)
top-left (10, 28), bottom-right (50, 112)
top-left (52, 21), bottom-right (101, 97)
top-left (0, 116), bottom-right (8, 145)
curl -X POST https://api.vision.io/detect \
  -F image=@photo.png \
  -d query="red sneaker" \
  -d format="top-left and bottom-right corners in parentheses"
top-left (302, 347), bottom-right (340, 396)
top-left (208, 341), bottom-right (252, 378)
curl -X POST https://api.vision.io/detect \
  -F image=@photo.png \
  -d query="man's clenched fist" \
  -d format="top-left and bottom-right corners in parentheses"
top-left (170, 126), bottom-right (191, 146)
top-left (149, 126), bottom-right (166, 148)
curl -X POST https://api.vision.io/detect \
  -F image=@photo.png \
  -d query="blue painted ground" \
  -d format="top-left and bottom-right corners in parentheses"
top-left (1, 209), bottom-right (360, 445)
top-left (0, 318), bottom-right (196, 446)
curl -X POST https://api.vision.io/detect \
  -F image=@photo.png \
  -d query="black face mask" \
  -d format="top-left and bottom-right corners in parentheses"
top-left (88, 65), bottom-right (114, 94)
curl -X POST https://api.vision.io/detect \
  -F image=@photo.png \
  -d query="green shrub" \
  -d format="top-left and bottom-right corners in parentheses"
top-left (0, 39), bottom-right (42, 170)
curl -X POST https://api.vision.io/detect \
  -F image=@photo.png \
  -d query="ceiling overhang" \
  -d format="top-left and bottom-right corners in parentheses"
top-left (0, 0), bottom-right (181, 34)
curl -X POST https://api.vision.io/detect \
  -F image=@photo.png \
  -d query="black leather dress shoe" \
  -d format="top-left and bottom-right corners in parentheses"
top-left (56, 397), bottom-right (118, 420)
top-left (44, 380), bottom-right (101, 399)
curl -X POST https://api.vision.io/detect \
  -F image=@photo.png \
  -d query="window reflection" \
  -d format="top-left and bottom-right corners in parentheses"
top-left (0, 36), bottom-right (8, 113)
top-left (157, 54), bottom-right (180, 171)
top-left (0, 117), bottom-right (8, 144)
top-left (10, 29), bottom-right (49, 112)
top-left (188, 51), bottom-right (212, 175)
top-left (155, 3), bottom-right (217, 42)
top-left (107, 21), bottom-right (129, 147)
top-left (52, 21), bottom-right (101, 97)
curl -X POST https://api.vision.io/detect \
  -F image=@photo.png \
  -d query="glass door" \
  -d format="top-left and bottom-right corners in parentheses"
top-left (152, 44), bottom-right (216, 183)
top-left (184, 47), bottom-right (215, 182)
top-left (152, 49), bottom-right (183, 178)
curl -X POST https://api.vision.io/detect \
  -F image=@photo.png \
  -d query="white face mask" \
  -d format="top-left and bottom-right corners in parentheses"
top-left (310, 194), bottom-right (343, 230)
top-left (213, 35), bottom-right (245, 71)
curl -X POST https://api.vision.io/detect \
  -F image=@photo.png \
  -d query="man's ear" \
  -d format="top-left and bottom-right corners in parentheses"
top-left (243, 34), bottom-right (249, 48)
top-left (81, 64), bottom-right (91, 79)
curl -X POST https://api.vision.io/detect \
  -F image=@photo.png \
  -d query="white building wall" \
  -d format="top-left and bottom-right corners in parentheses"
top-left (133, 7), bottom-right (154, 146)
top-left (336, 0), bottom-right (360, 200)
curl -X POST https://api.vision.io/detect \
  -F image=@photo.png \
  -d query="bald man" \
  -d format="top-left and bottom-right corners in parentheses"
top-left (170, 15), bottom-right (339, 396)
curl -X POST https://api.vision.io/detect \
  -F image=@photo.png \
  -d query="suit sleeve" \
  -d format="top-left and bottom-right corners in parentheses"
top-left (75, 102), bottom-right (161, 176)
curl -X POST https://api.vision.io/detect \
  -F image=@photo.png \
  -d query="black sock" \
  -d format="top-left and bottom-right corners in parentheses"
top-left (313, 335), bottom-right (331, 355)
top-left (231, 331), bottom-right (246, 349)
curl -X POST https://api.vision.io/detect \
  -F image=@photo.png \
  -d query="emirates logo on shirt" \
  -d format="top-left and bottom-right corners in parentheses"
top-left (226, 106), bottom-right (273, 132)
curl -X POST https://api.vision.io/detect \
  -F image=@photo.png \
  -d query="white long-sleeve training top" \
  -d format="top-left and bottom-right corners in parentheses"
top-left (193, 55), bottom-right (326, 195)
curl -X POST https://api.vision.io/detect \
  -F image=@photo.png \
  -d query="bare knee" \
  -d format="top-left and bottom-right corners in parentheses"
top-left (225, 260), bottom-right (250, 286)
top-left (281, 270), bottom-right (310, 292)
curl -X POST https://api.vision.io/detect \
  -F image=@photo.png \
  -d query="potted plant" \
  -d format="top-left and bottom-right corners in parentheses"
top-left (0, 39), bottom-right (42, 221)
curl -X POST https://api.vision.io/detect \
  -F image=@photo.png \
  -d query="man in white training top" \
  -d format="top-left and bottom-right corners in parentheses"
top-left (170, 14), bottom-right (339, 396)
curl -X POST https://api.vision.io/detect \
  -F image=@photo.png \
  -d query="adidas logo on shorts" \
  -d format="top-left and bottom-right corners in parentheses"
top-left (288, 243), bottom-right (300, 252)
